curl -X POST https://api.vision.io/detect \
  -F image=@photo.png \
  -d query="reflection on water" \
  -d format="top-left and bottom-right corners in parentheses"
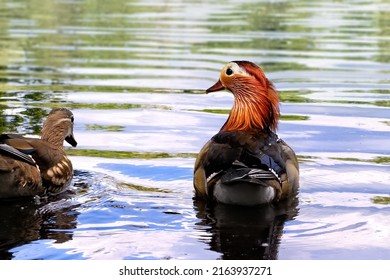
top-left (0, 191), bottom-right (79, 260)
top-left (195, 197), bottom-right (299, 260)
top-left (0, 170), bottom-right (92, 260)
top-left (0, 0), bottom-right (389, 259)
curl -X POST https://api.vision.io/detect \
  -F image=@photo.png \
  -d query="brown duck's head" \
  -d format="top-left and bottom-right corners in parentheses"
top-left (206, 61), bottom-right (280, 132)
top-left (41, 108), bottom-right (77, 147)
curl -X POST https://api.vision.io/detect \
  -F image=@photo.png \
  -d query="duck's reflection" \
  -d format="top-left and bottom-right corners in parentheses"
top-left (194, 196), bottom-right (299, 260)
top-left (0, 196), bottom-right (78, 259)
top-left (0, 170), bottom-right (89, 260)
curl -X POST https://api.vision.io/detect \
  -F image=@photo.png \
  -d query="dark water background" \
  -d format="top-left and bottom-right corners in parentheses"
top-left (0, 0), bottom-right (389, 260)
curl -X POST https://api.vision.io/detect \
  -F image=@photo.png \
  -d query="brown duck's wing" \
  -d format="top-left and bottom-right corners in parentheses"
top-left (0, 133), bottom-right (25, 139)
top-left (0, 134), bottom-right (63, 168)
top-left (247, 132), bottom-right (299, 199)
top-left (194, 140), bottom-right (211, 197)
top-left (0, 139), bottom-right (37, 166)
top-left (194, 138), bottom-right (242, 197)
top-left (277, 138), bottom-right (299, 199)
top-left (0, 154), bottom-right (43, 198)
top-left (209, 130), bottom-right (286, 176)
top-left (1, 133), bottom-right (36, 152)
top-left (219, 164), bottom-right (278, 185)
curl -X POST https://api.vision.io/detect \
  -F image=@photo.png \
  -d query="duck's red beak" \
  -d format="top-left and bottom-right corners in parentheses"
top-left (206, 79), bottom-right (225, 93)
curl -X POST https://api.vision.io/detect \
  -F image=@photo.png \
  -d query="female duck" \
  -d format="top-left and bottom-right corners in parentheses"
top-left (194, 61), bottom-right (299, 206)
top-left (0, 108), bottom-right (77, 198)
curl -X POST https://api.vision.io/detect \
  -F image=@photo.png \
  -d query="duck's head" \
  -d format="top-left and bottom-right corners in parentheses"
top-left (206, 61), bottom-right (280, 132)
top-left (41, 108), bottom-right (77, 147)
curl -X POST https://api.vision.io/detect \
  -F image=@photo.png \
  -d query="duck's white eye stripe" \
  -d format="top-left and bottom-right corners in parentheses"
top-left (225, 62), bottom-right (249, 76)
top-left (53, 117), bottom-right (72, 126)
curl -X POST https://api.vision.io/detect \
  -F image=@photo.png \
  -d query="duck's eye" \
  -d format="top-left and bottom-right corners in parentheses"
top-left (226, 68), bottom-right (233, 76)
top-left (70, 116), bottom-right (74, 123)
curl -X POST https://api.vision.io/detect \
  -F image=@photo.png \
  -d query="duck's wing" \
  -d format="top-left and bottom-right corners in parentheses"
top-left (0, 134), bottom-right (37, 166)
top-left (0, 134), bottom-right (64, 168)
top-left (194, 130), bottom-right (285, 198)
top-left (241, 131), bottom-right (299, 199)
top-left (219, 162), bottom-right (279, 185)
top-left (277, 138), bottom-right (299, 198)
top-left (194, 139), bottom-right (240, 197)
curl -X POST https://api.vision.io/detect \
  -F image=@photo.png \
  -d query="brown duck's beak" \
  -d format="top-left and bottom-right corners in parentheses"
top-left (206, 79), bottom-right (225, 93)
top-left (66, 134), bottom-right (77, 147)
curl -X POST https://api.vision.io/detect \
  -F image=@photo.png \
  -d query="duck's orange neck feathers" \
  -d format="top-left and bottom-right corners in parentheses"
top-left (220, 62), bottom-right (280, 132)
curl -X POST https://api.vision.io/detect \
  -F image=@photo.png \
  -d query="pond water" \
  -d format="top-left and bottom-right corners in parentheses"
top-left (0, 0), bottom-right (389, 260)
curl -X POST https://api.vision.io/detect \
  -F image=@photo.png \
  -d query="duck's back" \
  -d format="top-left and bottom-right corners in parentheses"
top-left (194, 130), bottom-right (299, 205)
top-left (0, 134), bottom-right (73, 198)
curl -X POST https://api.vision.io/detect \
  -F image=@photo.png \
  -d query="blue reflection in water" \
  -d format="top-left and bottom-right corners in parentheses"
top-left (10, 240), bottom-right (86, 260)
top-left (97, 163), bottom-right (193, 181)
top-left (279, 123), bottom-right (390, 154)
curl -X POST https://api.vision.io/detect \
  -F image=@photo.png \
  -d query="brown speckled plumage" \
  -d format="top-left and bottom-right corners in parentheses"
top-left (0, 108), bottom-right (77, 198)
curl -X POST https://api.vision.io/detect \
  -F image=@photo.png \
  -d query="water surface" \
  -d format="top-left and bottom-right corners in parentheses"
top-left (0, 0), bottom-right (389, 260)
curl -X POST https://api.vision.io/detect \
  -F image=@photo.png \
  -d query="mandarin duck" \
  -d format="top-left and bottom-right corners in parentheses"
top-left (193, 61), bottom-right (299, 206)
top-left (0, 108), bottom-right (77, 198)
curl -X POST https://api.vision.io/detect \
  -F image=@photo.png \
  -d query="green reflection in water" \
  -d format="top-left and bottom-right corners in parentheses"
top-left (280, 114), bottom-right (309, 121)
top-left (196, 109), bottom-right (230, 114)
top-left (196, 109), bottom-right (309, 121)
top-left (27, 102), bottom-right (171, 110)
top-left (330, 156), bottom-right (390, 164)
top-left (261, 62), bottom-right (312, 72)
top-left (0, 114), bottom-right (24, 134)
top-left (66, 149), bottom-right (196, 159)
top-left (374, 100), bottom-right (390, 107)
top-left (0, 106), bottom-right (48, 134)
top-left (19, 107), bottom-right (47, 134)
top-left (204, 0), bottom-right (315, 52)
top-left (296, 155), bottom-right (320, 162)
top-left (280, 91), bottom-right (312, 103)
top-left (120, 182), bottom-right (171, 193)
top-left (68, 149), bottom-right (320, 163)
top-left (374, 7), bottom-right (390, 63)
top-left (67, 150), bottom-right (390, 167)
top-left (371, 196), bottom-right (390, 205)
top-left (85, 124), bottom-right (125, 132)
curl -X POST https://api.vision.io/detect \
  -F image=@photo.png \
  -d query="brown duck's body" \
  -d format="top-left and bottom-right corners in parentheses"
top-left (194, 61), bottom-right (299, 206)
top-left (0, 108), bottom-right (77, 199)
